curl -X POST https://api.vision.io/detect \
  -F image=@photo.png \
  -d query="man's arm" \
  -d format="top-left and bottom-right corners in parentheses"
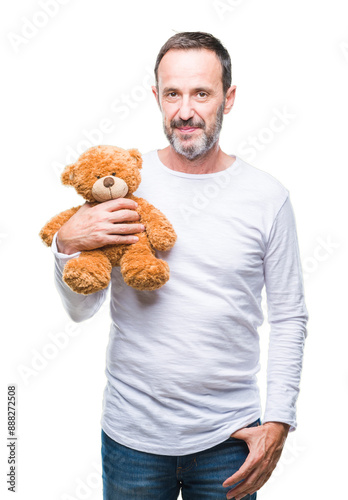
top-left (262, 194), bottom-right (309, 430)
top-left (222, 194), bottom-right (309, 499)
top-left (52, 232), bottom-right (108, 322)
top-left (50, 198), bottom-right (146, 322)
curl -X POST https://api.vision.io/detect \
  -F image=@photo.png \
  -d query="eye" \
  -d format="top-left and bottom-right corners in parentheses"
top-left (111, 173), bottom-right (116, 176)
top-left (197, 92), bottom-right (208, 98)
top-left (96, 175), bottom-right (101, 179)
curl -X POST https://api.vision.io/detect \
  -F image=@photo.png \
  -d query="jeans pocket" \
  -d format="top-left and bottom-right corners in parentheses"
top-left (228, 418), bottom-right (262, 439)
top-left (246, 418), bottom-right (261, 428)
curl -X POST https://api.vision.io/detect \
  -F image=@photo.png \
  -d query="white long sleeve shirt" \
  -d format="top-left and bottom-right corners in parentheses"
top-left (51, 150), bottom-right (309, 455)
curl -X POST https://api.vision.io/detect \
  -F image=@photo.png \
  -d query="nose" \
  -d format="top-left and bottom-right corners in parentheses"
top-left (103, 177), bottom-right (115, 188)
top-left (178, 96), bottom-right (194, 121)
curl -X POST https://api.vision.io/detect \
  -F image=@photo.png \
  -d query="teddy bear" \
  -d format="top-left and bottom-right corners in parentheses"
top-left (39, 145), bottom-right (177, 294)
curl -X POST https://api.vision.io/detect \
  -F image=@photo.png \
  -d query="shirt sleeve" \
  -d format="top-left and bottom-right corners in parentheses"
top-left (262, 194), bottom-right (309, 432)
top-left (51, 232), bottom-right (109, 322)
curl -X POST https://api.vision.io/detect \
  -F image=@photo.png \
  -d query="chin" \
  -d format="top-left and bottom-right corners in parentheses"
top-left (177, 148), bottom-right (205, 161)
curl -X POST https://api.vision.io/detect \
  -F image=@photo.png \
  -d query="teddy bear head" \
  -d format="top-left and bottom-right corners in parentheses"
top-left (61, 145), bottom-right (143, 202)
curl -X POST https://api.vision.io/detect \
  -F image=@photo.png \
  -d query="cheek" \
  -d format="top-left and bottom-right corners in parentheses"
top-left (200, 107), bottom-right (220, 128)
top-left (161, 102), bottom-right (179, 122)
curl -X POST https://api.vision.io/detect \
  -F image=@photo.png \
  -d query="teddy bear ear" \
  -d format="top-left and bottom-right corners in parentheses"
top-left (61, 163), bottom-right (75, 185)
top-left (128, 148), bottom-right (143, 170)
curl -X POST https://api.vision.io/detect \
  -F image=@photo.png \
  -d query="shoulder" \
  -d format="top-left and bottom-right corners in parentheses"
top-left (236, 156), bottom-right (289, 206)
top-left (137, 150), bottom-right (160, 178)
top-left (141, 149), bottom-right (157, 164)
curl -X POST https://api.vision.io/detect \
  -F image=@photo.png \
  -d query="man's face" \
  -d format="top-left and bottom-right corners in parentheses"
top-left (153, 48), bottom-right (234, 160)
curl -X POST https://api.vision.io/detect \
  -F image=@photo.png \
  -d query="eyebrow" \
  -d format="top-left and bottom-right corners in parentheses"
top-left (162, 86), bottom-right (215, 94)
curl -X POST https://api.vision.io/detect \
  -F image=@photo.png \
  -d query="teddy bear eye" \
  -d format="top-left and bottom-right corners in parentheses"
top-left (111, 173), bottom-right (116, 176)
top-left (96, 175), bottom-right (101, 179)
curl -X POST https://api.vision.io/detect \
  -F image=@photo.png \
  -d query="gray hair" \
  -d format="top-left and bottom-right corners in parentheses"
top-left (154, 31), bottom-right (232, 95)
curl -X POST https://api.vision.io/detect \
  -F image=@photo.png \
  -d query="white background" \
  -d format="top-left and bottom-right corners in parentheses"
top-left (1, 0), bottom-right (347, 498)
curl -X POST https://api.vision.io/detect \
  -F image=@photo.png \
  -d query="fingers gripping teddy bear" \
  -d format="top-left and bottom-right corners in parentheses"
top-left (39, 145), bottom-right (177, 294)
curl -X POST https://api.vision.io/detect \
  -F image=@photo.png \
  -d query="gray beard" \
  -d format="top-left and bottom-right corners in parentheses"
top-left (163, 103), bottom-right (225, 161)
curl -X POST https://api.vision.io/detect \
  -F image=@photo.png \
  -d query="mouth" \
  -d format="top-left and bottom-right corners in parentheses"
top-left (177, 127), bottom-right (200, 134)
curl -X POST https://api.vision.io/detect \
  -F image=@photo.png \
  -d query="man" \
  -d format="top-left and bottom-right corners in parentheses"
top-left (52, 32), bottom-right (308, 500)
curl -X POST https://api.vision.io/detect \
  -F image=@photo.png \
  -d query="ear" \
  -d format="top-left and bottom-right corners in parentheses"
top-left (223, 85), bottom-right (237, 115)
top-left (128, 148), bottom-right (143, 170)
top-left (61, 163), bottom-right (75, 185)
top-left (152, 85), bottom-right (161, 110)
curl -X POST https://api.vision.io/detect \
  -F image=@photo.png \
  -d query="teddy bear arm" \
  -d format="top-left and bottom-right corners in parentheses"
top-left (134, 198), bottom-right (177, 251)
top-left (39, 205), bottom-right (82, 247)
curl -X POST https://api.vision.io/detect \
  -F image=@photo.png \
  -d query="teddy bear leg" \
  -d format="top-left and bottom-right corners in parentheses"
top-left (119, 238), bottom-right (170, 291)
top-left (63, 251), bottom-right (112, 295)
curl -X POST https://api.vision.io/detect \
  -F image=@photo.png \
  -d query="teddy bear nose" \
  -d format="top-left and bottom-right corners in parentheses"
top-left (103, 177), bottom-right (115, 188)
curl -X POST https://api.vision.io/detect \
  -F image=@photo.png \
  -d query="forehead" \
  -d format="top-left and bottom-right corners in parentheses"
top-left (157, 48), bottom-right (223, 91)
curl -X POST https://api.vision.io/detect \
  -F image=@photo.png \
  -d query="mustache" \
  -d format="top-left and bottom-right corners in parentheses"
top-left (170, 118), bottom-right (205, 129)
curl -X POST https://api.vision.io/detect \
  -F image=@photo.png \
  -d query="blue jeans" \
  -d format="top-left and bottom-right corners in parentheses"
top-left (101, 418), bottom-right (261, 499)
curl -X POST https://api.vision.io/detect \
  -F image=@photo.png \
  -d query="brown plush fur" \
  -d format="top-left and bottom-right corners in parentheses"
top-left (39, 145), bottom-right (177, 294)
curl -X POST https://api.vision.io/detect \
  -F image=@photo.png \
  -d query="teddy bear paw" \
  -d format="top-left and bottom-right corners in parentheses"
top-left (121, 256), bottom-right (170, 291)
top-left (63, 252), bottom-right (112, 295)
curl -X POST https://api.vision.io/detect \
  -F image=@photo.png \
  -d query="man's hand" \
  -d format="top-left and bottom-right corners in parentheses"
top-left (222, 421), bottom-right (290, 500)
top-left (56, 198), bottom-right (145, 255)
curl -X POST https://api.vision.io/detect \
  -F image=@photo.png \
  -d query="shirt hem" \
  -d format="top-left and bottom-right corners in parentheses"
top-left (101, 412), bottom-right (262, 456)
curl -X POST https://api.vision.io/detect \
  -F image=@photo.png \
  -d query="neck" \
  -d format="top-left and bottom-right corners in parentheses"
top-left (158, 143), bottom-right (235, 175)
